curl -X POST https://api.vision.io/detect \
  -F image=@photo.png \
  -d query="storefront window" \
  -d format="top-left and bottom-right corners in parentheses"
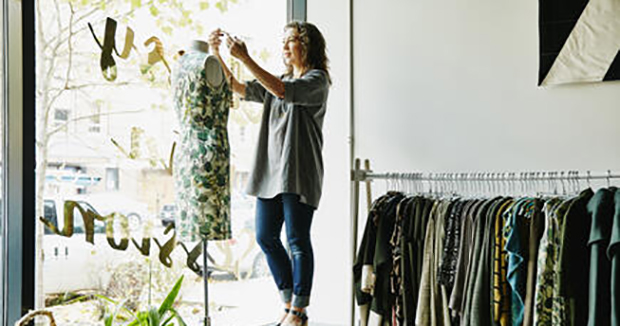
top-left (35, 0), bottom-right (285, 324)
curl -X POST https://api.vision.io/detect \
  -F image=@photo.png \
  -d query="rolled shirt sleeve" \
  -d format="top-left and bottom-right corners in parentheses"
top-left (243, 79), bottom-right (267, 103)
top-left (283, 69), bottom-right (329, 106)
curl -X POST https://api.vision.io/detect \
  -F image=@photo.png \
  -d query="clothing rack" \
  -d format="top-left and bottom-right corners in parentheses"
top-left (348, 157), bottom-right (620, 326)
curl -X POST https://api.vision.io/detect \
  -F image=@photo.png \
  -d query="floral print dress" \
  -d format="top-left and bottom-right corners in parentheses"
top-left (171, 51), bottom-right (232, 242)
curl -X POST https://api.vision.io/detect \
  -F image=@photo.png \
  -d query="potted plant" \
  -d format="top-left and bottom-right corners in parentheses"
top-left (97, 275), bottom-right (186, 326)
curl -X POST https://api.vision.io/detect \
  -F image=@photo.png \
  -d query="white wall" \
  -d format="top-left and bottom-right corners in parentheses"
top-left (307, 0), bottom-right (620, 324)
top-left (307, 1), bottom-right (351, 325)
top-left (354, 0), bottom-right (620, 174)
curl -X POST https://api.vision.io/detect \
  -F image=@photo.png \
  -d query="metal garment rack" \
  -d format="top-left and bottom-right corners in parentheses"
top-left (348, 157), bottom-right (620, 326)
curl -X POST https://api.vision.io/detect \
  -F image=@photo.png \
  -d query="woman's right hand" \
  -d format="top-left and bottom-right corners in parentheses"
top-left (208, 28), bottom-right (224, 55)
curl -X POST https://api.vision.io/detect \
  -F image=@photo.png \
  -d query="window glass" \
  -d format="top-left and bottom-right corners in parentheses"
top-left (36, 1), bottom-right (286, 324)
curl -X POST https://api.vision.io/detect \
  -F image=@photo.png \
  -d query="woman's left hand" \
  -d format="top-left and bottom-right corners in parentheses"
top-left (226, 36), bottom-right (250, 62)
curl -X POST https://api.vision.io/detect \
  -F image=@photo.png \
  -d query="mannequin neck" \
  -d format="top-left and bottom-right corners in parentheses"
top-left (188, 40), bottom-right (209, 54)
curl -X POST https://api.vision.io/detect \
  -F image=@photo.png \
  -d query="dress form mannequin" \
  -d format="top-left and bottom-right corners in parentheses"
top-left (172, 39), bottom-right (233, 326)
top-left (171, 38), bottom-right (232, 242)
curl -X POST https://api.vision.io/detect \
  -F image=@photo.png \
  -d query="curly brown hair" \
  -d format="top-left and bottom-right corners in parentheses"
top-left (284, 21), bottom-right (331, 84)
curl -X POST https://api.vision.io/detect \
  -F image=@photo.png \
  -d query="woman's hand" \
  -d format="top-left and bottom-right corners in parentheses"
top-left (226, 36), bottom-right (250, 63)
top-left (208, 28), bottom-right (224, 55)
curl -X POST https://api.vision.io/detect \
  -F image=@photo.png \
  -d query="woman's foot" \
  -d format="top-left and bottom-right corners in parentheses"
top-left (276, 307), bottom-right (291, 326)
top-left (282, 308), bottom-right (308, 326)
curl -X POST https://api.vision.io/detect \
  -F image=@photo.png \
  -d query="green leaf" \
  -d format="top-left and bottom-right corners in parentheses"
top-left (131, 0), bottom-right (142, 9)
top-left (161, 314), bottom-right (175, 326)
top-left (127, 319), bottom-right (140, 326)
top-left (170, 308), bottom-right (187, 326)
top-left (95, 294), bottom-right (119, 306)
top-left (148, 307), bottom-right (161, 326)
top-left (158, 276), bottom-right (184, 316)
top-left (132, 311), bottom-right (149, 325)
top-left (107, 299), bottom-right (129, 326)
top-left (199, 1), bottom-right (209, 10)
top-left (140, 63), bottom-right (153, 75)
top-left (162, 26), bottom-right (173, 36)
top-left (97, 295), bottom-right (136, 325)
top-left (196, 25), bottom-right (204, 36)
top-left (149, 5), bottom-right (160, 16)
top-left (215, 1), bottom-right (226, 13)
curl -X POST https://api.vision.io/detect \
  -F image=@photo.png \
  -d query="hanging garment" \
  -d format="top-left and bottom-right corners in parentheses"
top-left (493, 199), bottom-right (515, 326)
top-left (171, 51), bottom-right (232, 242)
top-left (533, 198), bottom-right (563, 325)
top-left (354, 192), bottom-right (405, 326)
top-left (371, 193), bottom-right (405, 324)
top-left (354, 192), bottom-right (392, 325)
top-left (390, 196), bottom-right (415, 326)
top-left (610, 189), bottom-right (620, 326)
top-left (449, 199), bottom-right (483, 318)
top-left (405, 196), bottom-right (434, 325)
top-left (554, 189), bottom-right (594, 326)
top-left (523, 199), bottom-right (545, 326)
top-left (437, 200), bottom-right (464, 297)
top-left (461, 198), bottom-right (497, 325)
top-left (505, 198), bottom-right (533, 326)
top-left (470, 197), bottom-right (515, 326)
top-left (587, 187), bottom-right (616, 326)
top-left (462, 197), bottom-right (504, 326)
top-left (415, 200), bottom-right (453, 326)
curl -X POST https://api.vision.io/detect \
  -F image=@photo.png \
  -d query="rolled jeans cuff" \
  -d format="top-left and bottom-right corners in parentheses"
top-left (280, 289), bottom-right (293, 304)
top-left (292, 295), bottom-right (310, 308)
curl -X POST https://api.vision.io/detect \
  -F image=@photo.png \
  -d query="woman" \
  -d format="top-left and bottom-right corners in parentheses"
top-left (208, 21), bottom-right (330, 326)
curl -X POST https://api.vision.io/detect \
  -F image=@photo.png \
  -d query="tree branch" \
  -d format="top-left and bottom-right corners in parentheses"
top-left (47, 81), bottom-right (141, 92)
top-left (36, 1), bottom-right (48, 51)
top-left (64, 2), bottom-right (75, 89)
top-left (54, 0), bottom-right (62, 37)
top-left (47, 108), bottom-right (148, 137)
top-left (45, 5), bottom-right (138, 51)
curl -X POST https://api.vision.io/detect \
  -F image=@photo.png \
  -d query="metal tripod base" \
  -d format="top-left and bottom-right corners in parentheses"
top-left (203, 239), bottom-right (210, 326)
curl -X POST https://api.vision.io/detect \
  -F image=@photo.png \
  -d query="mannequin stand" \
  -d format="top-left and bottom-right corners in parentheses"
top-left (203, 239), bottom-right (211, 326)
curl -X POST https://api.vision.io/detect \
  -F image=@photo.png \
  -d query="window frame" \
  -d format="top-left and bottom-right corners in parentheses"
top-left (288, 0), bottom-right (306, 22)
top-left (4, 0), bottom-right (35, 324)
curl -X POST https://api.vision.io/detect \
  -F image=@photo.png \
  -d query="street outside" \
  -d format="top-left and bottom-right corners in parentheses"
top-left (46, 275), bottom-right (282, 326)
top-left (42, 211), bottom-right (283, 326)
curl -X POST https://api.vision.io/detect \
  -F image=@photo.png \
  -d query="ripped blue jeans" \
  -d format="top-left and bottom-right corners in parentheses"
top-left (255, 193), bottom-right (315, 308)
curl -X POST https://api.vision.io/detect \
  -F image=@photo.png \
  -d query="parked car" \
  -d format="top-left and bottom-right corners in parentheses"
top-left (42, 198), bottom-right (116, 295)
top-left (159, 203), bottom-right (177, 227)
top-left (207, 194), bottom-right (269, 280)
top-left (156, 196), bottom-right (269, 280)
top-left (72, 193), bottom-right (152, 232)
top-left (41, 194), bottom-right (154, 295)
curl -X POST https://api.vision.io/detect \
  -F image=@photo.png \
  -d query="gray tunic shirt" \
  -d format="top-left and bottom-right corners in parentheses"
top-left (242, 69), bottom-right (329, 208)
